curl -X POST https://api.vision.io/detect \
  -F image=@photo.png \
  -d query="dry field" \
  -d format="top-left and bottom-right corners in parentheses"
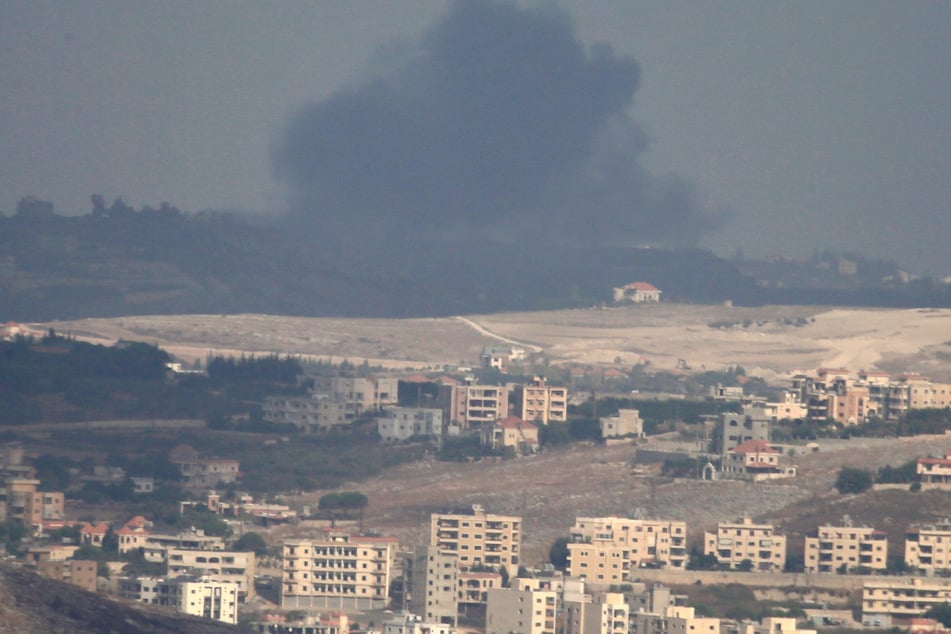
top-left (41, 304), bottom-right (951, 382)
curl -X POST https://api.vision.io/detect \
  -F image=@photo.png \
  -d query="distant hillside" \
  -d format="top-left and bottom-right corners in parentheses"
top-left (2, 207), bottom-right (948, 320)
top-left (0, 564), bottom-right (247, 633)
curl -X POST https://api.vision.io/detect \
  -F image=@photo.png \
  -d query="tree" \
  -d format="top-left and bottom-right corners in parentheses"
top-left (233, 532), bottom-right (268, 556)
top-left (737, 558), bottom-right (754, 572)
top-left (924, 603), bottom-right (951, 627)
top-left (549, 537), bottom-right (569, 570)
top-left (834, 467), bottom-right (873, 494)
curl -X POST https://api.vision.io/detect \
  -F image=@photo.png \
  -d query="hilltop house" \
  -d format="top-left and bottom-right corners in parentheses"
top-left (613, 282), bottom-right (662, 304)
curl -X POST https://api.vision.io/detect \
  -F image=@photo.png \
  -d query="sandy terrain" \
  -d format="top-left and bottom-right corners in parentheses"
top-left (40, 305), bottom-right (951, 382)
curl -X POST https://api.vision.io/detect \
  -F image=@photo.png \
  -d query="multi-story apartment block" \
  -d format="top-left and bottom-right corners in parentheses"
top-left (166, 548), bottom-right (255, 600)
top-left (264, 376), bottom-right (398, 430)
top-left (481, 417), bottom-right (539, 456)
top-left (566, 516), bottom-right (688, 582)
top-left (486, 586), bottom-right (558, 634)
top-left (632, 605), bottom-right (720, 634)
top-left (249, 612), bottom-right (349, 634)
top-left (905, 522), bottom-right (951, 573)
top-left (0, 478), bottom-right (64, 526)
top-left (118, 575), bottom-right (239, 625)
top-left (282, 532), bottom-right (398, 611)
top-left (458, 569), bottom-right (503, 609)
top-left (599, 409), bottom-right (644, 440)
top-left (430, 505), bottom-right (521, 575)
top-left (383, 613), bottom-right (454, 634)
top-left (378, 407), bottom-right (443, 443)
top-left (704, 518), bottom-right (786, 572)
top-left (712, 409), bottom-right (770, 457)
top-left (407, 545), bottom-right (458, 626)
top-left (735, 617), bottom-right (817, 634)
top-left (521, 377), bottom-right (568, 425)
top-left (862, 577), bottom-right (951, 624)
top-left (441, 381), bottom-right (510, 430)
top-left (36, 559), bottom-right (98, 593)
top-left (169, 447), bottom-right (240, 489)
top-left (804, 522), bottom-right (888, 573)
top-left (918, 452), bottom-right (951, 490)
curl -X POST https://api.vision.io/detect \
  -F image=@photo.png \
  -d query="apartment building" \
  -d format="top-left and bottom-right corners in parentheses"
top-left (458, 569), bottom-right (503, 609)
top-left (407, 545), bottom-right (458, 626)
top-left (905, 523), bottom-right (951, 573)
top-left (599, 409), bottom-right (644, 440)
top-left (378, 407), bottom-right (443, 443)
top-left (712, 409), bottom-right (770, 457)
top-left (632, 606), bottom-right (720, 634)
top-left (441, 381), bottom-right (510, 430)
top-left (486, 586), bottom-right (558, 634)
top-left (168, 448), bottom-right (240, 489)
top-left (918, 452), bottom-right (951, 490)
top-left (735, 617), bottom-right (817, 634)
top-left (118, 575), bottom-right (239, 625)
top-left (430, 505), bottom-right (521, 575)
top-left (36, 559), bottom-right (98, 593)
top-left (704, 518), bottom-right (786, 571)
top-left (722, 440), bottom-right (796, 481)
top-left (282, 532), bottom-right (398, 611)
top-left (862, 577), bottom-right (951, 623)
top-left (249, 613), bottom-right (349, 634)
top-left (264, 376), bottom-right (399, 430)
top-left (480, 345), bottom-right (526, 374)
top-left (804, 522), bottom-right (888, 573)
top-left (566, 516), bottom-right (689, 582)
top-left (521, 377), bottom-right (568, 425)
top-left (383, 613), bottom-right (454, 634)
top-left (166, 548), bottom-right (255, 600)
top-left (0, 478), bottom-right (64, 526)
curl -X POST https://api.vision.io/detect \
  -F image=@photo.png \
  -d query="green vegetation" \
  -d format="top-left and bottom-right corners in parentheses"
top-left (924, 603), bottom-right (951, 627)
top-left (835, 467), bottom-right (874, 494)
top-left (548, 537), bottom-right (569, 570)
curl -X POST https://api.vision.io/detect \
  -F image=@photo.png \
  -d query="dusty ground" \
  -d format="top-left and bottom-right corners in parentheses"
top-left (39, 305), bottom-right (951, 382)
top-left (264, 433), bottom-right (951, 567)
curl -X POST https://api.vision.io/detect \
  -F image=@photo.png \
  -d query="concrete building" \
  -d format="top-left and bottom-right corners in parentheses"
top-left (166, 548), bottom-right (255, 600)
top-left (118, 575), bottom-right (238, 625)
top-left (430, 506), bottom-right (522, 575)
top-left (486, 586), bottom-right (557, 634)
top-left (632, 606), bottom-right (720, 634)
top-left (735, 617), bottom-right (817, 634)
top-left (804, 522), bottom-right (888, 573)
top-left (0, 478), bottom-right (64, 526)
top-left (480, 345), bottom-right (526, 374)
top-left (599, 409), bottom-right (644, 440)
top-left (613, 282), bottom-right (662, 304)
top-left (905, 522), bottom-right (951, 573)
top-left (712, 409), bottom-right (770, 457)
top-left (481, 416), bottom-right (539, 456)
top-left (704, 518), bottom-right (786, 572)
top-left (918, 452), bottom-right (951, 490)
top-left (282, 532), bottom-right (398, 611)
top-left (407, 545), bottom-right (458, 626)
top-left (378, 407), bottom-right (443, 443)
top-left (264, 376), bottom-right (399, 430)
top-left (722, 439), bottom-right (796, 481)
top-left (863, 577), bottom-right (951, 624)
top-left (249, 612), bottom-right (349, 634)
top-left (521, 377), bottom-right (568, 425)
top-left (440, 381), bottom-right (509, 430)
top-left (35, 559), bottom-right (98, 593)
top-left (383, 613), bottom-right (454, 634)
top-left (566, 516), bottom-right (689, 581)
top-left (458, 569), bottom-right (502, 610)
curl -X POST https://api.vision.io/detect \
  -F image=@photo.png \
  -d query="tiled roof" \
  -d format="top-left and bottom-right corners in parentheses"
top-left (624, 282), bottom-right (660, 292)
top-left (731, 439), bottom-right (777, 454)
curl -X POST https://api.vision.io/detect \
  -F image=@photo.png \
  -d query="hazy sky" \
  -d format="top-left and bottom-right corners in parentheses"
top-left (2, 1), bottom-right (949, 274)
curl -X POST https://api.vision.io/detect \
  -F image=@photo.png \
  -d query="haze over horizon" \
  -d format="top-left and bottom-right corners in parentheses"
top-left (2, 1), bottom-right (949, 274)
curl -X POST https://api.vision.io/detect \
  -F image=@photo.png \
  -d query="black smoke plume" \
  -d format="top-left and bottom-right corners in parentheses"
top-left (274, 0), bottom-right (722, 246)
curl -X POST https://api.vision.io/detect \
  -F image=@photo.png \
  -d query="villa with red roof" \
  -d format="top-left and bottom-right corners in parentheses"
top-left (917, 452), bottom-right (951, 490)
top-left (613, 281), bottom-right (662, 304)
top-left (481, 416), bottom-right (539, 456)
top-left (722, 439), bottom-right (796, 481)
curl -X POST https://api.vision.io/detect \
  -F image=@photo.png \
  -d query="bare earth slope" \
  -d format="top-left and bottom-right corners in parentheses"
top-left (41, 305), bottom-right (951, 381)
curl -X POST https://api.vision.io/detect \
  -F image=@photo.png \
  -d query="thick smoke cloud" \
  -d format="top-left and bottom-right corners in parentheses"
top-left (274, 0), bottom-right (721, 246)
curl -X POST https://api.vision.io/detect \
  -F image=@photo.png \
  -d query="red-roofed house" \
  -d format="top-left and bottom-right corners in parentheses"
top-left (481, 416), bottom-right (539, 455)
top-left (723, 439), bottom-right (796, 481)
top-left (80, 522), bottom-right (110, 547)
top-left (918, 452), bottom-right (951, 490)
top-left (613, 282), bottom-right (662, 304)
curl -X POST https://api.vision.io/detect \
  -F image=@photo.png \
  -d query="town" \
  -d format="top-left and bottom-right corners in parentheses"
top-left (1, 318), bottom-right (951, 634)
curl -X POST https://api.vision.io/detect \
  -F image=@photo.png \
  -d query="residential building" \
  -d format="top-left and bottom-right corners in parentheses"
top-left (0, 478), bottom-right (64, 526)
top-left (918, 452), bottom-right (951, 490)
top-left (521, 377), bottom-right (568, 425)
top-left (613, 282), bottom-right (662, 304)
top-left (632, 605), bottom-right (720, 634)
top-left (721, 440), bottom-right (796, 481)
top-left (735, 617), bottom-right (817, 634)
top-left (480, 345), bottom-right (526, 374)
top-left (905, 522), bottom-right (951, 573)
top-left (383, 613), bottom-right (454, 634)
top-left (249, 612), bottom-right (349, 634)
top-left (430, 506), bottom-right (521, 575)
top-left (481, 417), bottom-right (539, 456)
top-left (407, 545), bottom-right (458, 626)
top-left (804, 521), bottom-right (888, 573)
top-left (862, 577), bottom-right (951, 624)
top-left (486, 586), bottom-right (557, 634)
top-left (378, 407), bottom-right (443, 443)
top-left (35, 559), bottom-right (98, 593)
top-left (118, 575), bottom-right (239, 625)
top-left (166, 548), bottom-right (255, 600)
top-left (169, 448), bottom-right (240, 489)
top-left (704, 518), bottom-right (786, 571)
top-left (281, 532), bottom-right (398, 611)
top-left (264, 376), bottom-right (398, 430)
top-left (566, 516), bottom-right (688, 581)
top-left (440, 381), bottom-right (509, 430)
top-left (712, 409), bottom-right (770, 457)
top-left (458, 569), bottom-right (502, 610)
top-left (600, 409), bottom-right (644, 440)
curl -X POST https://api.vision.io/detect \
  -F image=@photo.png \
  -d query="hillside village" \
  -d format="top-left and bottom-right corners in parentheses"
top-left (1, 326), bottom-right (951, 633)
